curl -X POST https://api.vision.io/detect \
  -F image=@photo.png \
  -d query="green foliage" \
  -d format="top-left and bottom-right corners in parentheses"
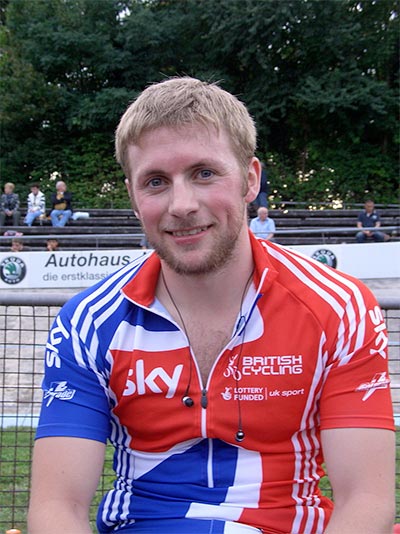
top-left (0, 427), bottom-right (116, 531)
top-left (60, 134), bottom-right (129, 209)
top-left (1, 0), bottom-right (398, 207)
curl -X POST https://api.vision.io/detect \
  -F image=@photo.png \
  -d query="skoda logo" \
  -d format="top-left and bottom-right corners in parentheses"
top-left (311, 249), bottom-right (337, 269)
top-left (0, 256), bottom-right (27, 285)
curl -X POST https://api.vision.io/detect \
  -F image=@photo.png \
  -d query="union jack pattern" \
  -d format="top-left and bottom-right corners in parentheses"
top-left (37, 234), bottom-right (394, 533)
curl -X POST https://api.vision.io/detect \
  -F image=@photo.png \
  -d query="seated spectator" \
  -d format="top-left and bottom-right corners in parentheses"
top-left (0, 182), bottom-right (21, 226)
top-left (3, 231), bottom-right (27, 251)
top-left (140, 235), bottom-right (150, 249)
top-left (253, 161), bottom-right (269, 208)
top-left (356, 199), bottom-right (390, 243)
top-left (50, 181), bottom-right (73, 227)
top-left (249, 207), bottom-right (276, 240)
top-left (4, 230), bottom-right (23, 238)
top-left (11, 238), bottom-right (25, 252)
top-left (46, 238), bottom-right (60, 251)
top-left (24, 183), bottom-right (46, 226)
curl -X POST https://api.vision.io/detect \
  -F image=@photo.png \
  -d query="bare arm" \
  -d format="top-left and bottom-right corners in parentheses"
top-left (28, 436), bottom-right (106, 533)
top-left (322, 428), bottom-right (395, 534)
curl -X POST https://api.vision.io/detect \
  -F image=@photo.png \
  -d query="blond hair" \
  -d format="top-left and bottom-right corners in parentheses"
top-left (115, 77), bottom-right (257, 178)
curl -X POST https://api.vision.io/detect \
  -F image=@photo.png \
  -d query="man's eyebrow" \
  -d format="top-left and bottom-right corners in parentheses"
top-left (138, 159), bottom-right (225, 177)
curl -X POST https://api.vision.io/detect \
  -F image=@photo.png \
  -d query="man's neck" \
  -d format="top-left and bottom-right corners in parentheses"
top-left (158, 236), bottom-right (254, 312)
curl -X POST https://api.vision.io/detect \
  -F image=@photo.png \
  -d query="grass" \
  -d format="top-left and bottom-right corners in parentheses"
top-left (1, 427), bottom-right (399, 532)
top-left (0, 427), bottom-right (114, 532)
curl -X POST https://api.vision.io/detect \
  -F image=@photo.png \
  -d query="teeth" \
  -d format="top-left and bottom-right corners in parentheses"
top-left (173, 227), bottom-right (206, 237)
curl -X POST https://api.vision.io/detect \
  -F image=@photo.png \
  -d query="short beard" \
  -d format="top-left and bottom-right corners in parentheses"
top-left (146, 209), bottom-right (245, 276)
top-left (154, 237), bottom-right (238, 276)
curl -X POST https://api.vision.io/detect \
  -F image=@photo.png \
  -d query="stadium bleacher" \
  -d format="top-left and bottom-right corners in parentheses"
top-left (0, 206), bottom-right (398, 251)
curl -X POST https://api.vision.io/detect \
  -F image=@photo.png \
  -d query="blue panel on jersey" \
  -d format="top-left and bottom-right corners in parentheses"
top-left (125, 305), bottom-right (179, 332)
top-left (212, 438), bottom-right (240, 487)
top-left (97, 439), bottom-right (240, 531)
top-left (110, 518), bottom-right (228, 533)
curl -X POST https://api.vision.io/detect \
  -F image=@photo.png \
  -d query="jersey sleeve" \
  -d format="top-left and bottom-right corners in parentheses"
top-left (319, 283), bottom-right (394, 431)
top-left (36, 304), bottom-right (111, 443)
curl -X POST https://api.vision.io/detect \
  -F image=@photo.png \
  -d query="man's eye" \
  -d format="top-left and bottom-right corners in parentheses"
top-left (198, 169), bottom-right (213, 179)
top-left (148, 177), bottom-right (164, 187)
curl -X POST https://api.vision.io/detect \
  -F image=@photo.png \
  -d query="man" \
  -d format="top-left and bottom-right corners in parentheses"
top-left (249, 206), bottom-right (275, 240)
top-left (10, 237), bottom-right (24, 252)
top-left (46, 238), bottom-right (60, 251)
top-left (253, 161), bottom-right (269, 208)
top-left (28, 78), bottom-right (395, 534)
top-left (3, 230), bottom-right (27, 251)
top-left (356, 199), bottom-right (390, 243)
top-left (24, 182), bottom-right (46, 226)
top-left (0, 182), bottom-right (21, 226)
top-left (50, 180), bottom-right (73, 227)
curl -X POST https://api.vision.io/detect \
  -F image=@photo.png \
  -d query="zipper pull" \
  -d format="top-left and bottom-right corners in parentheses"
top-left (201, 388), bottom-right (208, 408)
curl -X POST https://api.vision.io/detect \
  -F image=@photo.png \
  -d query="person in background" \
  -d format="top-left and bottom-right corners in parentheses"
top-left (28, 77), bottom-right (394, 534)
top-left (140, 235), bottom-right (150, 249)
top-left (3, 231), bottom-right (26, 252)
top-left (24, 183), bottom-right (46, 226)
top-left (249, 206), bottom-right (276, 240)
top-left (253, 161), bottom-right (269, 208)
top-left (356, 199), bottom-right (391, 243)
top-left (46, 238), bottom-right (60, 251)
top-left (3, 230), bottom-right (25, 251)
top-left (10, 237), bottom-right (25, 252)
top-left (50, 181), bottom-right (73, 227)
top-left (0, 182), bottom-right (21, 226)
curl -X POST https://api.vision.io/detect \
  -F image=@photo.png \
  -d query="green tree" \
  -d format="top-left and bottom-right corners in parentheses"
top-left (1, 0), bottom-right (398, 207)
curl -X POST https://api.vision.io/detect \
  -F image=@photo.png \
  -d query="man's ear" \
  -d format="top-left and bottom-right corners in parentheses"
top-left (244, 157), bottom-right (261, 203)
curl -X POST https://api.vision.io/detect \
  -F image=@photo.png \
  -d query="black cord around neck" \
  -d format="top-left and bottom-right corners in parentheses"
top-left (161, 266), bottom-right (255, 437)
top-left (161, 270), bottom-right (194, 401)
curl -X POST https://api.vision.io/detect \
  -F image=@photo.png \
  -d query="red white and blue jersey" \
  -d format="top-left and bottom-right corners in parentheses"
top-left (36, 233), bottom-right (394, 534)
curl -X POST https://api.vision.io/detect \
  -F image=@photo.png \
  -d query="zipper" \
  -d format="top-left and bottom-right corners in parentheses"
top-left (207, 438), bottom-right (214, 487)
top-left (201, 388), bottom-right (208, 408)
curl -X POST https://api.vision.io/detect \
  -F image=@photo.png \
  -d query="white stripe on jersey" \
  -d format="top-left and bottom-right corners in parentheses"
top-left (225, 446), bottom-right (262, 507)
top-left (291, 332), bottom-right (328, 534)
top-left (223, 522), bottom-right (262, 533)
top-left (263, 243), bottom-right (367, 365)
top-left (186, 446), bottom-right (263, 523)
top-left (68, 256), bottom-right (148, 374)
top-left (187, 502), bottom-right (243, 521)
top-left (285, 246), bottom-right (367, 365)
top-left (109, 321), bottom-right (186, 352)
top-left (129, 438), bottom-right (203, 480)
top-left (74, 258), bottom-right (141, 337)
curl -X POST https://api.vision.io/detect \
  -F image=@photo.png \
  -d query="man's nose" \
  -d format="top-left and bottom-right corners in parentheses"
top-left (168, 180), bottom-right (199, 217)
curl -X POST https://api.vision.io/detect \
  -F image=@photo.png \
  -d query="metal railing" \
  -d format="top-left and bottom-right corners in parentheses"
top-left (0, 225), bottom-right (398, 248)
top-left (0, 294), bottom-right (399, 532)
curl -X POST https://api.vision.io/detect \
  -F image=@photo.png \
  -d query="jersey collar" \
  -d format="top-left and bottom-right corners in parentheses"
top-left (121, 230), bottom-right (278, 307)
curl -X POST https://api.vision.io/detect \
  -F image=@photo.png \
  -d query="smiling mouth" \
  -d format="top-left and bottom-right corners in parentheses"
top-left (169, 226), bottom-right (209, 237)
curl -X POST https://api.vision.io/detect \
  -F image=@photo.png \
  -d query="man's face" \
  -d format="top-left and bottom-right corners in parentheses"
top-left (11, 241), bottom-right (23, 252)
top-left (258, 208), bottom-right (268, 221)
top-left (47, 240), bottom-right (58, 251)
top-left (31, 187), bottom-right (39, 195)
top-left (365, 201), bottom-right (374, 213)
top-left (126, 124), bottom-right (259, 275)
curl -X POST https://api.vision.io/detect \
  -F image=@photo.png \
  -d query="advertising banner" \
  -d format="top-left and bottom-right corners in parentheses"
top-left (0, 242), bottom-right (398, 290)
top-left (0, 249), bottom-right (146, 289)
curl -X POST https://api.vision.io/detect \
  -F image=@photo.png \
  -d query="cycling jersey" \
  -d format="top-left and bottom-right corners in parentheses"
top-left (36, 232), bottom-right (394, 534)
